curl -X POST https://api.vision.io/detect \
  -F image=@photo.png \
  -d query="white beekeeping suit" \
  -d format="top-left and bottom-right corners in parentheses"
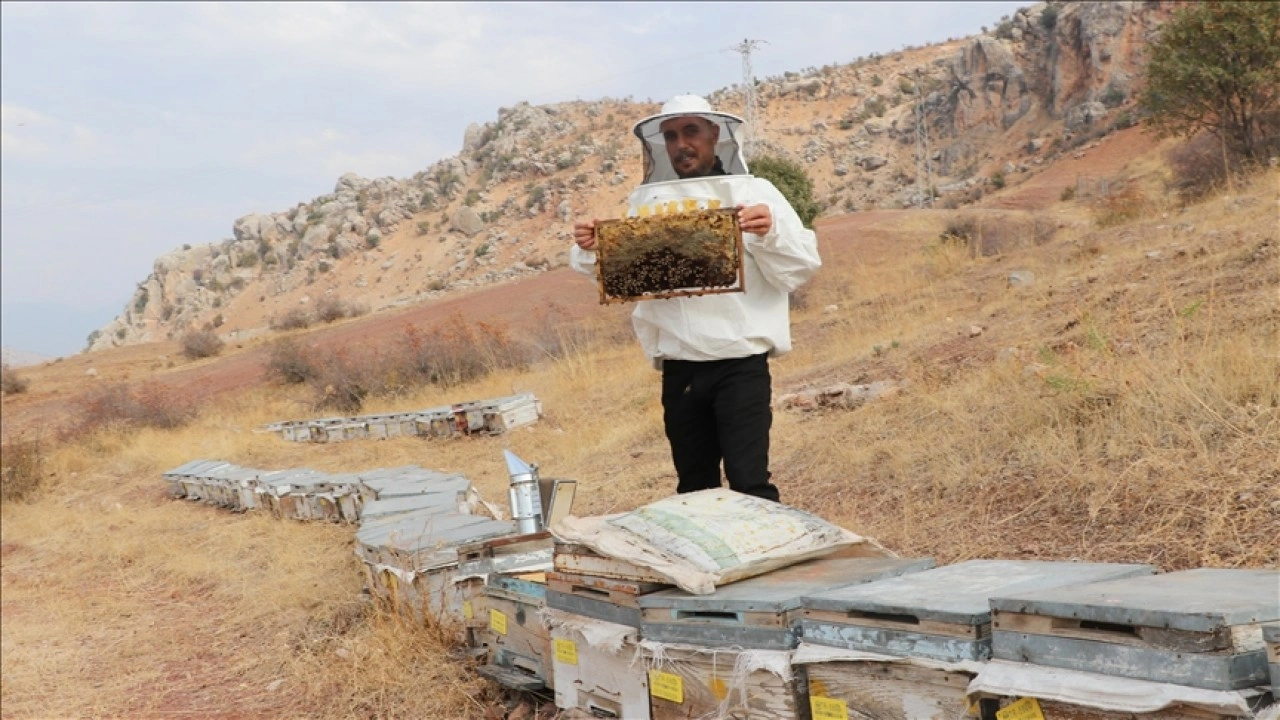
top-left (571, 95), bottom-right (821, 370)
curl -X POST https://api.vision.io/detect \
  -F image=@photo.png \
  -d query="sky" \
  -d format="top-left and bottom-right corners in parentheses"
top-left (1, 1), bottom-right (1026, 358)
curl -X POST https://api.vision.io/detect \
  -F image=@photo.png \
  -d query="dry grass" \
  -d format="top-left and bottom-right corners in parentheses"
top-left (2, 169), bottom-right (1277, 718)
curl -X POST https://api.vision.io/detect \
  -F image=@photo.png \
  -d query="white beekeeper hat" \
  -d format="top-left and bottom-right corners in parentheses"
top-left (632, 94), bottom-right (749, 184)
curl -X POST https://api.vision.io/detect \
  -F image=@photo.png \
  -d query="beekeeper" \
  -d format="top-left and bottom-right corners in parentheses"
top-left (570, 94), bottom-right (821, 503)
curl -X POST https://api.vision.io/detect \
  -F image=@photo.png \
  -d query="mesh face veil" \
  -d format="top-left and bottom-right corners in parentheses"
top-left (632, 95), bottom-right (749, 184)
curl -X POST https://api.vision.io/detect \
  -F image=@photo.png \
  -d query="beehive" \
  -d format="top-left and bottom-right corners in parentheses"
top-left (471, 574), bottom-right (553, 691)
top-left (1265, 622), bottom-right (1280, 691)
top-left (546, 609), bottom-right (651, 718)
top-left (640, 555), bottom-right (934, 650)
top-left (594, 207), bottom-right (743, 303)
top-left (968, 659), bottom-right (1273, 720)
top-left (990, 568), bottom-right (1280, 691)
top-left (800, 560), bottom-right (1155, 662)
top-left (642, 642), bottom-right (803, 720)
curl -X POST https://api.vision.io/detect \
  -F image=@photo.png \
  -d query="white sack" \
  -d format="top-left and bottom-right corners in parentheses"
top-left (551, 488), bottom-right (878, 595)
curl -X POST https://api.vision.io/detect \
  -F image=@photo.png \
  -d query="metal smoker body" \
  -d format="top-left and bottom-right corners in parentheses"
top-left (504, 450), bottom-right (544, 535)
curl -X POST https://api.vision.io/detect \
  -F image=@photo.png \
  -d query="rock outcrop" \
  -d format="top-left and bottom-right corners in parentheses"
top-left (88, 1), bottom-right (1178, 352)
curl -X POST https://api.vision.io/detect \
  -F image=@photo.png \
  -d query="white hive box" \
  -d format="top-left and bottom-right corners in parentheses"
top-left (546, 608), bottom-right (650, 719)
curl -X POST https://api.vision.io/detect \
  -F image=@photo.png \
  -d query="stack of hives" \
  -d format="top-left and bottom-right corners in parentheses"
top-left (260, 391), bottom-right (543, 443)
top-left (454, 532), bottom-right (558, 691)
top-left (352, 466), bottom-right (514, 625)
top-left (161, 461), bottom-right (1279, 718)
top-left (162, 459), bottom-right (365, 522)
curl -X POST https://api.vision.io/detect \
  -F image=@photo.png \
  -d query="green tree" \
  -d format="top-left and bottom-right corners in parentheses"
top-left (1139, 2), bottom-right (1280, 161)
top-left (748, 154), bottom-right (821, 228)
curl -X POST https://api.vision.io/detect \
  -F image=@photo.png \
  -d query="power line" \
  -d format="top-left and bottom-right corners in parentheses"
top-left (724, 38), bottom-right (768, 158)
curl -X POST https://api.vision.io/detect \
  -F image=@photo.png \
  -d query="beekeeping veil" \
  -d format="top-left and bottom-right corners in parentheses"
top-left (633, 95), bottom-right (749, 185)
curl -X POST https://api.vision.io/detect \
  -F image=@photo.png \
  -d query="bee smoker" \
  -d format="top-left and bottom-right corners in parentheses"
top-left (503, 449), bottom-right (544, 535)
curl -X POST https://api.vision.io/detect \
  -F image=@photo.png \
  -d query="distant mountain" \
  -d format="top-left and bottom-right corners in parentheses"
top-left (1, 299), bottom-right (124, 358)
top-left (87, 0), bottom-right (1179, 352)
top-left (0, 346), bottom-right (52, 367)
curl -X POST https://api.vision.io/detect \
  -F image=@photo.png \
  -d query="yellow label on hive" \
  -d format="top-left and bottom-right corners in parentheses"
top-left (649, 670), bottom-right (684, 704)
top-left (811, 696), bottom-right (849, 720)
top-left (489, 609), bottom-right (508, 636)
top-left (708, 676), bottom-right (727, 701)
top-left (809, 679), bottom-right (829, 697)
top-left (462, 601), bottom-right (473, 620)
top-left (996, 698), bottom-right (1045, 720)
top-left (554, 638), bottom-right (578, 665)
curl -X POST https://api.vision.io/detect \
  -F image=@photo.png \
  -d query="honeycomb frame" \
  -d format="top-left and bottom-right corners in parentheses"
top-left (593, 207), bottom-right (745, 304)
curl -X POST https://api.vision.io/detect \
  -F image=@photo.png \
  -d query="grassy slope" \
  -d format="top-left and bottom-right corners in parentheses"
top-left (1, 164), bottom-right (1277, 717)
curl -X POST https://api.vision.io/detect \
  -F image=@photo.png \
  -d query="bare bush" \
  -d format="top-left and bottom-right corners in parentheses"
top-left (1, 364), bottom-right (30, 395)
top-left (525, 302), bottom-right (596, 362)
top-left (1092, 184), bottom-right (1150, 228)
top-left (269, 307), bottom-right (313, 331)
top-left (264, 338), bottom-right (318, 385)
top-left (1166, 132), bottom-right (1241, 203)
top-left (314, 296), bottom-right (369, 325)
top-left (78, 382), bottom-right (198, 431)
top-left (1, 434), bottom-right (44, 504)
top-left (180, 329), bottom-right (225, 359)
top-left (305, 347), bottom-right (385, 414)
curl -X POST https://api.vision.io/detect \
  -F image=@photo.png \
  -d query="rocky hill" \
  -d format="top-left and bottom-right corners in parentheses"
top-left (87, 0), bottom-right (1179, 352)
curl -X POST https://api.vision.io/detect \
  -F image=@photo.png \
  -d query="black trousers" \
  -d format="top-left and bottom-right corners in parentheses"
top-left (660, 353), bottom-right (779, 503)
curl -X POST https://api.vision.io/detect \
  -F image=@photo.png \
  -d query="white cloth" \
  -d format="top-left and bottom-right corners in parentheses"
top-left (571, 174), bottom-right (820, 370)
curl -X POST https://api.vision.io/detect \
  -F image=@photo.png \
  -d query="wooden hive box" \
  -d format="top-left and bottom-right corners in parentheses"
top-left (1265, 622), bottom-right (1280, 691)
top-left (552, 542), bottom-right (674, 585)
top-left (162, 459), bottom-right (222, 499)
top-left (457, 531), bottom-right (554, 578)
top-left (990, 568), bottom-right (1280, 691)
top-left (594, 207), bottom-right (744, 304)
top-left (473, 573), bottom-right (553, 692)
top-left (793, 642), bottom-right (991, 720)
top-left (967, 659), bottom-right (1274, 720)
top-left (642, 642), bottom-right (804, 720)
top-left (800, 560), bottom-right (1155, 663)
top-left (481, 393), bottom-right (543, 434)
top-left (546, 570), bottom-right (673, 629)
top-left (641, 555), bottom-right (935, 651)
top-left (546, 608), bottom-right (651, 719)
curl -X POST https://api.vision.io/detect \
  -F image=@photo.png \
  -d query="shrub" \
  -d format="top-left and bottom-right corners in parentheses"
top-left (264, 338), bottom-right (318, 384)
top-left (416, 221), bottom-right (431, 236)
top-left (464, 189), bottom-right (481, 207)
top-left (1166, 132), bottom-right (1240, 202)
top-left (1040, 5), bottom-right (1059, 30)
top-left (990, 171), bottom-right (1006, 189)
top-left (314, 295), bottom-right (367, 324)
top-left (180, 329), bottom-right (225, 359)
top-left (1060, 185), bottom-right (1077, 202)
top-left (1102, 86), bottom-right (1127, 108)
top-left (78, 382), bottom-right (198, 431)
top-left (1, 364), bottom-right (29, 395)
top-left (748, 154), bottom-right (821, 228)
top-left (1092, 185), bottom-right (1150, 228)
top-left (1, 435), bottom-right (43, 504)
top-left (133, 288), bottom-right (149, 315)
top-left (270, 307), bottom-right (313, 331)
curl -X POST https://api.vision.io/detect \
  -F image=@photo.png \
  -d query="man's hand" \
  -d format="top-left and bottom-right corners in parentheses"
top-left (737, 204), bottom-right (772, 236)
top-left (574, 219), bottom-right (598, 251)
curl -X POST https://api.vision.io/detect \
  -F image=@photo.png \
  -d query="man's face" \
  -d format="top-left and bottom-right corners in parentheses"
top-left (659, 115), bottom-right (720, 179)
